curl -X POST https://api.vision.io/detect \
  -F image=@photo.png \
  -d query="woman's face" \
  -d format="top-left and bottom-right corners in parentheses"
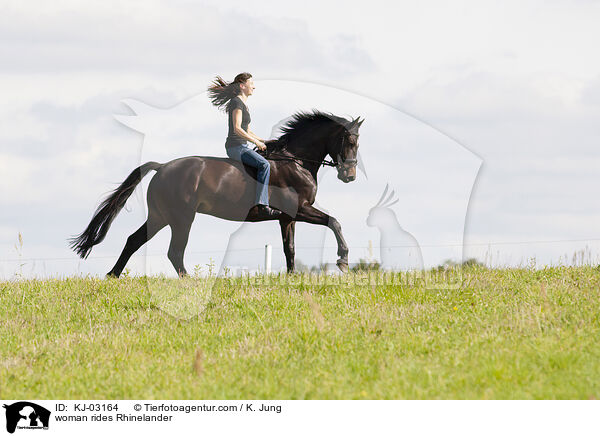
top-left (240, 78), bottom-right (255, 97)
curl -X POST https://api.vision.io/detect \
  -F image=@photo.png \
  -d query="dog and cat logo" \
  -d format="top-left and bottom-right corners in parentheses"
top-left (3, 402), bottom-right (50, 433)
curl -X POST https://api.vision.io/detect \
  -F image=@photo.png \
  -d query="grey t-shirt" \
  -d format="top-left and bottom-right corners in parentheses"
top-left (225, 96), bottom-right (251, 148)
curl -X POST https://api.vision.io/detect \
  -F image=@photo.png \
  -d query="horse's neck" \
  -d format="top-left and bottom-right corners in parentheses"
top-left (285, 137), bottom-right (329, 173)
top-left (273, 122), bottom-right (336, 176)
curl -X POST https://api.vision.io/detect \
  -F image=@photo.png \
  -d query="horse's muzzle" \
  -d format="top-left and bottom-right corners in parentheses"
top-left (336, 156), bottom-right (357, 183)
top-left (337, 171), bottom-right (356, 183)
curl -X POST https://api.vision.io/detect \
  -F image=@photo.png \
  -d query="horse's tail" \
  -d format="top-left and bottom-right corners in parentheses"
top-left (69, 161), bottom-right (163, 259)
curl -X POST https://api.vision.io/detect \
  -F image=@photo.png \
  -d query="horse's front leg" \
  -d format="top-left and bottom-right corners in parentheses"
top-left (279, 218), bottom-right (296, 273)
top-left (295, 204), bottom-right (349, 272)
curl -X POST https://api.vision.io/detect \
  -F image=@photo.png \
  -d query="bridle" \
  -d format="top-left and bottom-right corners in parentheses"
top-left (336, 134), bottom-right (358, 170)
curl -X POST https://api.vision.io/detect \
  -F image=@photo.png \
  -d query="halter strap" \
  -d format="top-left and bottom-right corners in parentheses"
top-left (261, 150), bottom-right (337, 168)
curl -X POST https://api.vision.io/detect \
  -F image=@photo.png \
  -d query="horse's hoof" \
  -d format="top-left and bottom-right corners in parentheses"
top-left (106, 272), bottom-right (118, 279)
top-left (336, 260), bottom-right (349, 273)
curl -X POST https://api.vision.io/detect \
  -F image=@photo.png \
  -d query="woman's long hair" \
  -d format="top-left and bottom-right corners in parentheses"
top-left (207, 72), bottom-right (252, 111)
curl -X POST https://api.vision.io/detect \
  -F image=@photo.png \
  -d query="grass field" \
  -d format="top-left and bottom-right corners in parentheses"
top-left (1, 266), bottom-right (599, 399)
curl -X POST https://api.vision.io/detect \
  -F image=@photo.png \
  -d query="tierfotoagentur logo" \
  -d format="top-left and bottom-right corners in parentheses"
top-left (3, 402), bottom-right (50, 434)
top-left (70, 79), bottom-right (481, 319)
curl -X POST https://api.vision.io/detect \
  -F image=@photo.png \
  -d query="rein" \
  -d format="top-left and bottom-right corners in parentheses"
top-left (259, 135), bottom-right (356, 169)
top-left (261, 151), bottom-right (337, 168)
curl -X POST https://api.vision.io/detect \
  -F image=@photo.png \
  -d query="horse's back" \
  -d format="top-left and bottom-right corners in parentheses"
top-left (158, 155), bottom-right (247, 172)
top-left (146, 155), bottom-right (257, 215)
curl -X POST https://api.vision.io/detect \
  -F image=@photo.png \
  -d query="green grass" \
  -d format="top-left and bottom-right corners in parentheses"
top-left (1, 266), bottom-right (599, 399)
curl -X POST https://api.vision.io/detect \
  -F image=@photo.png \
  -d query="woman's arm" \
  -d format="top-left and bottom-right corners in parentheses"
top-left (247, 128), bottom-right (265, 143)
top-left (232, 109), bottom-right (266, 149)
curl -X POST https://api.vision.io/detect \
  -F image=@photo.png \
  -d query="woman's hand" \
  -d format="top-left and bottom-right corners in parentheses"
top-left (255, 141), bottom-right (266, 151)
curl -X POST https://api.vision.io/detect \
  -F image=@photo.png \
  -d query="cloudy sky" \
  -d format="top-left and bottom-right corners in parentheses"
top-left (1, 0), bottom-right (599, 278)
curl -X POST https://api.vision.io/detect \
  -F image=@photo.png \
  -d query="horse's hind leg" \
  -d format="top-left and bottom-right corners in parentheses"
top-left (107, 212), bottom-right (166, 278)
top-left (167, 211), bottom-right (195, 277)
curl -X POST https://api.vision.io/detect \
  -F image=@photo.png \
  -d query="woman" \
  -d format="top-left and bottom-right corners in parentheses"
top-left (208, 73), bottom-right (281, 218)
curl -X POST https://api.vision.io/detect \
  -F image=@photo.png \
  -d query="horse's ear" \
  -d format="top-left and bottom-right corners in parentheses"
top-left (348, 116), bottom-right (364, 132)
top-left (114, 98), bottom-right (158, 133)
top-left (118, 98), bottom-right (156, 116)
top-left (347, 117), bottom-right (359, 131)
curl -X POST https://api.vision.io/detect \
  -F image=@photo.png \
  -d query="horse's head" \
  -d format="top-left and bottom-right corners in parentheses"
top-left (331, 116), bottom-right (364, 183)
top-left (273, 111), bottom-right (365, 181)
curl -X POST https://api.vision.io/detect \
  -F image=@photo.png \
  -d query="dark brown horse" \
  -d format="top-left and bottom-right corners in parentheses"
top-left (70, 111), bottom-right (364, 276)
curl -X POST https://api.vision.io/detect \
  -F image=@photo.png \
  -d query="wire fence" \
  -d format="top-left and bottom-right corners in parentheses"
top-left (2, 238), bottom-right (600, 263)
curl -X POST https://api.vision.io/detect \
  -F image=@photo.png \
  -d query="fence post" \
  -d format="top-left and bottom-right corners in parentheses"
top-left (264, 244), bottom-right (272, 274)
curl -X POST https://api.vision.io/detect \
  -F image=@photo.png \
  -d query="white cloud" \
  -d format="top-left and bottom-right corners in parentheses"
top-left (2, 0), bottom-right (600, 277)
top-left (397, 70), bottom-right (600, 254)
top-left (0, 0), bottom-right (375, 76)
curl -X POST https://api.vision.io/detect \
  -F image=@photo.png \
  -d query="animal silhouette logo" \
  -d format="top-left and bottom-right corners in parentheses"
top-left (3, 402), bottom-right (50, 434)
top-left (367, 184), bottom-right (423, 271)
top-left (108, 79), bottom-right (481, 305)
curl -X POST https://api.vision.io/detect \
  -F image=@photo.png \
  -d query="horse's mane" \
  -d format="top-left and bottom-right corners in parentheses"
top-left (266, 110), bottom-right (352, 153)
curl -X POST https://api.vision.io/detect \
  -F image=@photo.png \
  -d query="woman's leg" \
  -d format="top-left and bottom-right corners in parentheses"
top-left (238, 147), bottom-right (271, 206)
top-left (226, 145), bottom-right (243, 161)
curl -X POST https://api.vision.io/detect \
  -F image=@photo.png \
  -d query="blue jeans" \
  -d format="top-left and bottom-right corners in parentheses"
top-left (226, 143), bottom-right (270, 206)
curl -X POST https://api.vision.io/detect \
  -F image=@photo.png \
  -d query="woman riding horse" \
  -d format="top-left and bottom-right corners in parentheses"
top-left (70, 87), bottom-right (363, 277)
top-left (208, 73), bottom-right (281, 219)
